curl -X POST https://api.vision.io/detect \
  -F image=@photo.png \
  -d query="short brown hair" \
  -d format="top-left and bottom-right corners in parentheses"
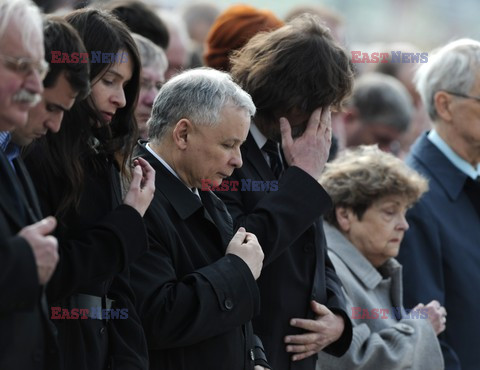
top-left (320, 145), bottom-right (428, 228)
top-left (230, 13), bottom-right (353, 125)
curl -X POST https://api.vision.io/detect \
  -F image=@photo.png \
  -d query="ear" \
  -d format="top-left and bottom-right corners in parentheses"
top-left (434, 91), bottom-right (453, 122)
top-left (335, 206), bottom-right (353, 232)
top-left (172, 118), bottom-right (193, 150)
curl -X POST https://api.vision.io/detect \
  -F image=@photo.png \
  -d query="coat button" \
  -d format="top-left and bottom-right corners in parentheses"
top-left (224, 299), bottom-right (234, 310)
top-left (100, 327), bottom-right (106, 334)
top-left (395, 323), bottom-right (415, 335)
top-left (303, 242), bottom-right (313, 253)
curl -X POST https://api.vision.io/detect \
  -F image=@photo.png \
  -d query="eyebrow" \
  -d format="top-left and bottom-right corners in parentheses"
top-left (105, 69), bottom-right (130, 82)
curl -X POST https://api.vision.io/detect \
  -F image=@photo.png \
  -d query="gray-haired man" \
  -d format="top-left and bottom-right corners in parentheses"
top-left (130, 68), bottom-right (270, 370)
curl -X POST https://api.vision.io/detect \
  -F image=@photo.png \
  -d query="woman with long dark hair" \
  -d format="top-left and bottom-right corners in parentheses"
top-left (25, 9), bottom-right (155, 370)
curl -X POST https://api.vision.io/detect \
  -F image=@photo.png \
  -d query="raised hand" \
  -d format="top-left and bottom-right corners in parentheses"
top-left (124, 157), bottom-right (156, 217)
top-left (226, 227), bottom-right (264, 280)
top-left (280, 106), bottom-right (332, 180)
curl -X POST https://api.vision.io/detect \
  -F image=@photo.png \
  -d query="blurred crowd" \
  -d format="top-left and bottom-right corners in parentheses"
top-left (1, 0), bottom-right (479, 370)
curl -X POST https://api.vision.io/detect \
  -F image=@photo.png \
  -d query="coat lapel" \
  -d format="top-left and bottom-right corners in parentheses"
top-left (242, 133), bottom-right (277, 182)
top-left (0, 151), bottom-right (27, 229)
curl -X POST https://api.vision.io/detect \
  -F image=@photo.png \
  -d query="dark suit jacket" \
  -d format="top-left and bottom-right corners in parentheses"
top-left (398, 133), bottom-right (479, 370)
top-left (130, 143), bottom-right (261, 370)
top-left (215, 133), bottom-right (352, 370)
top-left (24, 151), bottom-right (149, 370)
top-left (0, 151), bottom-right (60, 370)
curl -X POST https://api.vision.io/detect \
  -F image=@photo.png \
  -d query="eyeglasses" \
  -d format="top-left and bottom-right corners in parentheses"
top-left (0, 54), bottom-right (49, 80)
top-left (443, 90), bottom-right (480, 103)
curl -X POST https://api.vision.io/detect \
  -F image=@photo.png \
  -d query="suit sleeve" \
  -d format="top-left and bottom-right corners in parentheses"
top-left (318, 316), bottom-right (443, 369)
top-left (107, 268), bottom-right (149, 370)
top-left (130, 236), bottom-right (260, 349)
top-left (217, 166), bottom-right (332, 265)
top-left (0, 233), bottom-right (40, 314)
top-left (397, 201), bottom-right (461, 369)
top-left (322, 245), bottom-right (353, 356)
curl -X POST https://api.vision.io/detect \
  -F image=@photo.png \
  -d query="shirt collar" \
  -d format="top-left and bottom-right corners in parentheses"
top-left (146, 142), bottom-right (198, 195)
top-left (249, 123), bottom-right (268, 150)
top-left (428, 129), bottom-right (480, 179)
top-left (0, 131), bottom-right (21, 166)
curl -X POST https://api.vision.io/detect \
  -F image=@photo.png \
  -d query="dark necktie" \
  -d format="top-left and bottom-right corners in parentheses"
top-left (464, 176), bottom-right (480, 218)
top-left (262, 139), bottom-right (283, 179)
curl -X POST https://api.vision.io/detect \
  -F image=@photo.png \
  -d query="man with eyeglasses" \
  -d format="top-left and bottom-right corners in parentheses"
top-left (397, 38), bottom-right (480, 370)
top-left (0, 1), bottom-right (61, 369)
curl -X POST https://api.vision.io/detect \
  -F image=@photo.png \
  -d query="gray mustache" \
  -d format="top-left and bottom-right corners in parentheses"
top-left (13, 89), bottom-right (41, 106)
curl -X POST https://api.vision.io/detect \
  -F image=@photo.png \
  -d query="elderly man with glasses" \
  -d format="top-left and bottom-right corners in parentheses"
top-left (397, 38), bottom-right (480, 370)
top-left (0, 0), bottom-right (61, 369)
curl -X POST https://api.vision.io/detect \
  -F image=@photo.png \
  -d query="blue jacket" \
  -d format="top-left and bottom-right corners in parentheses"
top-left (398, 133), bottom-right (479, 370)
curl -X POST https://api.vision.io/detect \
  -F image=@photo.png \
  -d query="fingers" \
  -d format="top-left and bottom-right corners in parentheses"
top-left (305, 107), bottom-right (323, 136)
top-left (230, 227), bottom-right (247, 244)
top-left (29, 216), bottom-right (57, 235)
top-left (291, 350), bottom-right (316, 362)
top-left (244, 232), bottom-right (258, 244)
top-left (285, 331), bottom-right (318, 345)
top-left (311, 300), bottom-right (331, 316)
top-left (129, 163), bottom-right (143, 191)
top-left (288, 318), bottom-right (320, 332)
top-left (279, 117), bottom-right (293, 149)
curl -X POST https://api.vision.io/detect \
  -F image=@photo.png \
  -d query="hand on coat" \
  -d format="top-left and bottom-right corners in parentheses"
top-left (280, 106), bottom-right (331, 181)
top-left (285, 300), bottom-right (345, 361)
top-left (226, 227), bottom-right (264, 280)
top-left (19, 216), bottom-right (59, 285)
top-left (254, 366), bottom-right (268, 370)
top-left (123, 157), bottom-right (155, 217)
top-left (414, 300), bottom-right (446, 335)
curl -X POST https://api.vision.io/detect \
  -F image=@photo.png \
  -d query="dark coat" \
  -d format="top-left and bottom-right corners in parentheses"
top-left (215, 133), bottom-right (352, 370)
top-left (130, 143), bottom-right (261, 370)
top-left (398, 133), bottom-right (479, 370)
top-left (24, 151), bottom-right (149, 370)
top-left (0, 151), bottom-right (60, 370)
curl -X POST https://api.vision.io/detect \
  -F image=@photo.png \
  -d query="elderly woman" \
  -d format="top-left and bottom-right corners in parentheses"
top-left (316, 145), bottom-right (445, 370)
top-left (132, 33), bottom-right (168, 139)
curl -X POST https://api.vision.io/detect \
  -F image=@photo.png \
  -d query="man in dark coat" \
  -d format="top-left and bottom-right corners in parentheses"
top-left (215, 15), bottom-right (355, 370)
top-left (0, 1), bottom-right (59, 369)
top-left (130, 68), bottom-right (270, 370)
top-left (397, 38), bottom-right (480, 370)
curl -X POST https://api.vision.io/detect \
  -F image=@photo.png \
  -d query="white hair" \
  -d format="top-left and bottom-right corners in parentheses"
top-left (415, 38), bottom-right (480, 121)
top-left (148, 67), bottom-right (255, 140)
top-left (0, 0), bottom-right (43, 53)
top-left (132, 33), bottom-right (168, 71)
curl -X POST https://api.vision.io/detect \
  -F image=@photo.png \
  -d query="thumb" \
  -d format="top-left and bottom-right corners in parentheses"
top-left (279, 117), bottom-right (293, 150)
top-left (129, 164), bottom-right (143, 190)
top-left (311, 300), bottom-right (331, 316)
top-left (230, 227), bottom-right (247, 244)
top-left (31, 216), bottom-right (57, 235)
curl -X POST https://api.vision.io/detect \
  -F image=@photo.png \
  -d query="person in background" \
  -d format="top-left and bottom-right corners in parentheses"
top-left (132, 33), bottom-right (168, 140)
top-left (24, 9), bottom-right (155, 370)
top-left (397, 38), bottom-right (480, 370)
top-left (284, 4), bottom-right (345, 45)
top-left (317, 145), bottom-right (445, 370)
top-left (181, 1), bottom-right (219, 67)
top-left (204, 4), bottom-right (283, 72)
top-left (157, 9), bottom-right (191, 80)
top-left (334, 73), bottom-right (413, 154)
top-left (104, 0), bottom-right (169, 49)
